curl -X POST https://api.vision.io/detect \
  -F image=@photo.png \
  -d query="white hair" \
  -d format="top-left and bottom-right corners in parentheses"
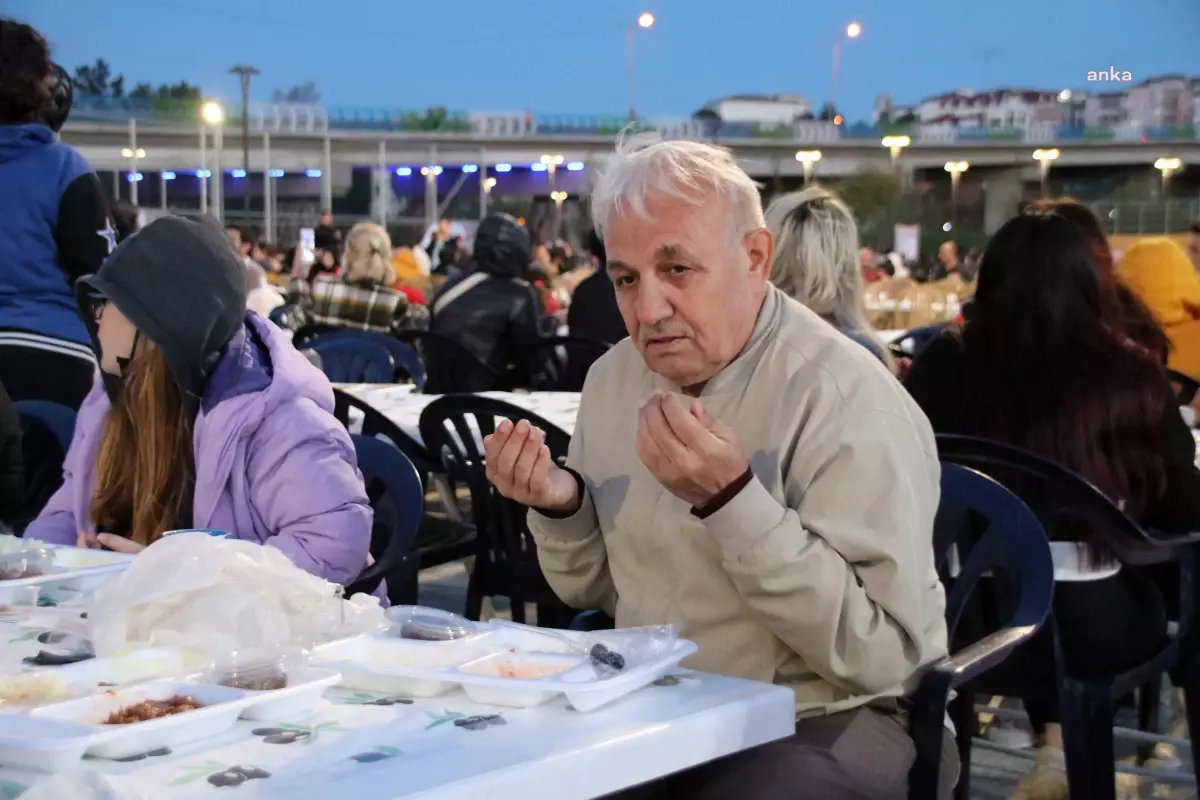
top-left (590, 130), bottom-right (765, 244)
top-left (765, 185), bottom-right (890, 365)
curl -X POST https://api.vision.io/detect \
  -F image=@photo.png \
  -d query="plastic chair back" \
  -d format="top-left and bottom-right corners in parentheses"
top-left (525, 336), bottom-right (610, 392)
top-left (397, 330), bottom-right (502, 394)
top-left (14, 401), bottom-right (76, 454)
top-left (308, 339), bottom-right (394, 384)
top-left (345, 434), bottom-right (423, 597)
top-left (303, 331), bottom-right (426, 388)
top-left (418, 394), bottom-right (574, 626)
top-left (908, 462), bottom-right (1054, 799)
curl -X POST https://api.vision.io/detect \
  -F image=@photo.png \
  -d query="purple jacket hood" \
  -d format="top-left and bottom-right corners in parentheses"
top-left (25, 313), bottom-right (375, 591)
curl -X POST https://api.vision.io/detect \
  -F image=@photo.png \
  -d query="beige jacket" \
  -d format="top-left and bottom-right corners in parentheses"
top-left (528, 286), bottom-right (948, 716)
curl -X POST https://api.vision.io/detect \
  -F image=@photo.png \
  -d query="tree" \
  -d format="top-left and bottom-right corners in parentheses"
top-left (817, 103), bottom-right (837, 121)
top-left (272, 81), bottom-right (320, 103)
top-left (73, 58), bottom-right (124, 97)
top-left (130, 81), bottom-right (202, 101)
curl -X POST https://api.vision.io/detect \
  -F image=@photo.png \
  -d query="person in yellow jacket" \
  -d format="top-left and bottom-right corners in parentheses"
top-left (1118, 238), bottom-right (1200, 382)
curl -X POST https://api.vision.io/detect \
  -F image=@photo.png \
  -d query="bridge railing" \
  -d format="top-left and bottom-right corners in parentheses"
top-left (66, 94), bottom-right (1200, 144)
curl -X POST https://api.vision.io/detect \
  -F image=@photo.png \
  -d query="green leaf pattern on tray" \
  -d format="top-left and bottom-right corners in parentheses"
top-left (6, 627), bottom-right (45, 644)
top-left (424, 710), bottom-right (466, 730)
top-left (170, 760), bottom-right (228, 786)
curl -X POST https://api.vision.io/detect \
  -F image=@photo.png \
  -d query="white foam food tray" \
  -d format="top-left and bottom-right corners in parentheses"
top-left (315, 628), bottom-right (697, 711)
top-left (43, 647), bottom-right (212, 690)
top-left (310, 635), bottom-right (497, 697)
top-left (0, 714), bottom-right (95, 771)
top-left (30, 680), bottom-right (249, 760)
top-left (0, 545), bottom-right (133, 592)
top-left (184, 665), bottom-right (342, 721)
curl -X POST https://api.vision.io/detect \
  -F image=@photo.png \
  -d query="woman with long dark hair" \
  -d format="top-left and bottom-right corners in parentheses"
top-left (904, 213), bottom-right (1200, 799)
top-left (1024, 197), bottom-right (1171, 361)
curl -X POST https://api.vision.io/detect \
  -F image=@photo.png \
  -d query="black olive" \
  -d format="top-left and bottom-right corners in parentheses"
top-left (230, 765), bottom-right (270, 780)
top-left (589, 643), bottom-right (625, 670)
top-left (207, 771), bottom-right (247, 788)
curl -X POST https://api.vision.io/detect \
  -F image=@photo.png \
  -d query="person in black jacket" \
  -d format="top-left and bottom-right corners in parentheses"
top-left (0, 19), bottom-right (113, 409)
top-left (567, 229), bottom-right (628, 345)
top-left (428, 214), bottom-right (542, 392)
top-left (904, 213), bottom-right (1200, 797)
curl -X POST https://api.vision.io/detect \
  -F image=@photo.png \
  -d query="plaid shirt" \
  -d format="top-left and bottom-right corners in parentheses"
top-left (287, 277), bottom-right (406, 333)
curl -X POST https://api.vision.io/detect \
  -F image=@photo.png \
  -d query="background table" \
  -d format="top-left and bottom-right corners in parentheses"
top-left (337, 384), bottom-right (580, 446)
top-left (0, 610), bottom-right (795, 799)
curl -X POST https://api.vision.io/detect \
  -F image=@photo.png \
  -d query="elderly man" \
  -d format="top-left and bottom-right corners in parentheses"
top-left (484, 137), bottom-right (954, 799)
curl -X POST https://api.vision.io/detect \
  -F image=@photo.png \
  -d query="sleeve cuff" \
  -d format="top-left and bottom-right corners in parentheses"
top-left (527, 471), bottom-right (600, 543)
top-left (698, 475), bottom-right (788, 563)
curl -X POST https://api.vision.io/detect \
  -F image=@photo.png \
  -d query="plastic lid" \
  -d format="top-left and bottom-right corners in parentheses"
top-left (385, 606), bottom-right (479, 641)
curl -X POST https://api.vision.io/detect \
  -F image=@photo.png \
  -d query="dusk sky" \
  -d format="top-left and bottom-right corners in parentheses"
top-left (7, 0), bottom-right (1199, 122)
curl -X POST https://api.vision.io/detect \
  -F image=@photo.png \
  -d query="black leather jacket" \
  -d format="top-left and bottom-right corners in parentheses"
top-left (429, 214), bottom-right (542, 390)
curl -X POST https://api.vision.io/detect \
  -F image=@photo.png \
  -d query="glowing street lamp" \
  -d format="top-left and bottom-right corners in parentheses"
top-left (794, 150), bottom-right (822, 184)
top-left (829, 21), bottom-right (862, 116)
top-left (484, 177), bottom-right (497, 193)
top-left (199, 101), bottom-right (226, 220)
top-left (627, 12), bottom-right (656, 122)
top-left (1155, 157), bottom-right (1183, 196)
top-left (1032, 148), bottom-right (1060, 197)
top-left (881, 135), bottom-right (910, 166)
top-left (945, 161), bottom-right (969, 229)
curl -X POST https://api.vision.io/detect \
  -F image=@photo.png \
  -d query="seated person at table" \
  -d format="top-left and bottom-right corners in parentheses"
top-left (484, 136), bottom-right (954, 799)
top-left (904, 213), bottom-right (1200, 800)
top-left (287, 222), bottom-right (412, 335)
top-left (23, 216), bottom-right (374, 590)
top-left (765, 185), bottom-right (892, 367)
top-left (429, 213), bottom-right (542, 392)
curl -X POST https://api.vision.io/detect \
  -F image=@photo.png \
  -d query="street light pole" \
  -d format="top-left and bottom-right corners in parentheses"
top-left (794, 150), bottom-right (822, 185)
top-left (829, 21), bottom-right (861, 117)
top-left (944, 161), bottom-right (969, 230)
top-left (229, 65), bottom-right (260, 214)
top-left (626, 12), bottom-right (655, 123)
top-left (198, 123), bottom-right (208, 214)
top-left (201, 101), bottom-right (226, 223)
top-left (1032, 148), bottom-right (1060, 197)
top-left (1155, 157), bottom-right (1183, 198)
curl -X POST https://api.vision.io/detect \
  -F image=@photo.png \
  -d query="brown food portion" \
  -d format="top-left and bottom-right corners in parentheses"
top-left (102, 695), bottom-right (203, 724)
top-left (219, 670), bottom-right (287, 691)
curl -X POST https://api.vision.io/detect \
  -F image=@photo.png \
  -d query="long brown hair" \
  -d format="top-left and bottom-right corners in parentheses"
top-left (1024, 197), bottom-right (1171, 361)
top-left (91, 341), bottom-right (195, 545)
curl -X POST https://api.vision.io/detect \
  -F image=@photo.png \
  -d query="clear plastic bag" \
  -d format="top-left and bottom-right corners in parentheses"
top-left (384, 605), bottom-right (482, 641)
top-left (581, 625), bottom-right (679, 675)
top-left (88, 534), bottom-right (385, 662)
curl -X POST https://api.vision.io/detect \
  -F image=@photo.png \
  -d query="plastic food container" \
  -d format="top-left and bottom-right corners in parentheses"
top-left (51, 647), bottom-right (211, 690)
top-left (0, 549), bottom-right (50, 581)
top-left (311, 635), bottom-right (493, 697)
top-left (0, 584), bottom-right (41, 615)
top-left (212, 645), bottom-right (303, 692)
top-left (456, 653), bottom-right (588, 708)
top-left (234, 665), bottom-right (342, 721)
top-left (0, 715), bottom-right (94, 771)
top-left (31, 681), bottom-right (249, 760)
top-left (384, 606), bottom-right (482, 641)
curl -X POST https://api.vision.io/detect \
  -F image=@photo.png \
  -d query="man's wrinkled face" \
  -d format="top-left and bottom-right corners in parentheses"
top-left (605, 192), bottom-right (772, 390)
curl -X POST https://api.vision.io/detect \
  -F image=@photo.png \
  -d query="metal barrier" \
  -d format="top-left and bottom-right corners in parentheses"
top-left (1091, 199), bottom-right (1200, 234)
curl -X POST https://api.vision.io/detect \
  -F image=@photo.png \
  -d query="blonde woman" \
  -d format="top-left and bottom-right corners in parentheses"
top-left (287, 222), bottom-right (410, 334)
top-left (765, 186), bottom-right (892, 367)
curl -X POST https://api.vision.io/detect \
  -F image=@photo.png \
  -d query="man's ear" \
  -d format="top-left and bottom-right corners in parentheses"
top-left (745, 228), bottom-right (774, 281)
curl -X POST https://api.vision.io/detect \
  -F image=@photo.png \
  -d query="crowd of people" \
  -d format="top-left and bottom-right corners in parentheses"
top-left (6, 13), bottom-right (1200, 800)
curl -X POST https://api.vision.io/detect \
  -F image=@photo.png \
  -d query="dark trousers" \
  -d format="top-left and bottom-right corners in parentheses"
top-left (977, 568), bottom-right (1170, 732)
top-left (610, 704), bottom-right (959, 800)
top-left (0, 345), bottom-right (94, 409)
top-left (0, 345), bottom-right (93, 531)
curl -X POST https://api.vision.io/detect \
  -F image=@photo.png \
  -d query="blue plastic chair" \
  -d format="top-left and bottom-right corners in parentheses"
top-left (345, 434), bottom-right (423, 598)
top-left (308, 338), bottom-right (394, 384)
top-left (301, 331), bottom-right (425, 388)
top-left (14, 401), bottom-right (77, 453)
top-left (907, 462), bottom-right (1055, 799)
top-left (888, 324), bottom-right (948, 358)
